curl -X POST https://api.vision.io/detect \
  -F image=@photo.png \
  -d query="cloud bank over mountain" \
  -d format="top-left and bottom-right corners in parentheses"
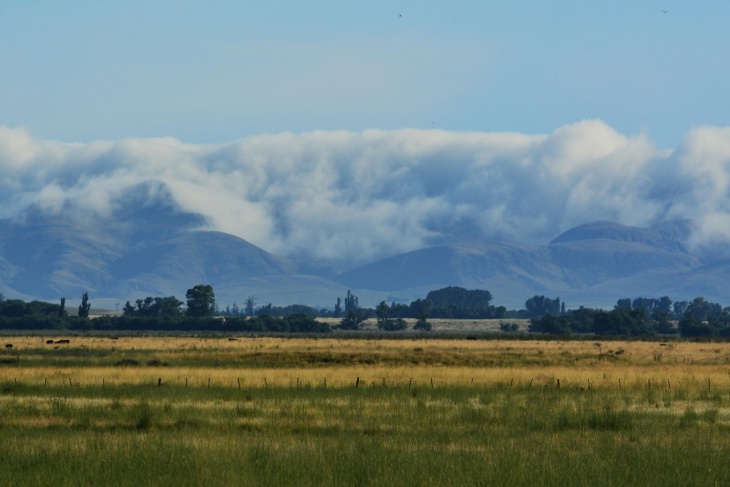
top-left (2, 120), bottom-right (730, 266)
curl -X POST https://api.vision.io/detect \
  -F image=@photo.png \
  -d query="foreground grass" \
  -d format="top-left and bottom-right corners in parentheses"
top-left (1, 381), bottom-right (730, 486)
top-left (1, 335), bottom-right (730, 485)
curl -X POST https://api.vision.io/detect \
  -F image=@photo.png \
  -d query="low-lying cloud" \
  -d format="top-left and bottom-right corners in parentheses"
top-left (2, 120), bottom-right (730, 265)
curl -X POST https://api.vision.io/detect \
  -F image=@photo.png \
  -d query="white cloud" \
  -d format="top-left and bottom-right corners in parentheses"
top-left (2, 120), bottom-right (730, 264)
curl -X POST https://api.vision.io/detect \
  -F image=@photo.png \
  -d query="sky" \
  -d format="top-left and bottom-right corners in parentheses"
top-left (2, 1), bottom-right (730, 265)
top-left (2, 1), bottom-right (729, 147)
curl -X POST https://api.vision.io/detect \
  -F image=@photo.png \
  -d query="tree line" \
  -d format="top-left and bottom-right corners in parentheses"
top-left (1, 287), bottom-right (729, 338)
top-left (0, 286), bottom-right (327, 333)
top-left (528, 296), bottom-right (730, 337)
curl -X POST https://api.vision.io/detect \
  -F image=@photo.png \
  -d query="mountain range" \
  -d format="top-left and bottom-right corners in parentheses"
top-left (0, 184), bottom-right (727, 310)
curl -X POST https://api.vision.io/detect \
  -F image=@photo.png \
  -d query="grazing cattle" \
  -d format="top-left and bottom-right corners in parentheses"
top-left (5, 344), bottom-right (12, 348)
top-left (46, 339), bottom-right (54, 344)
top-left (55, 339), bottom-right (70, 344)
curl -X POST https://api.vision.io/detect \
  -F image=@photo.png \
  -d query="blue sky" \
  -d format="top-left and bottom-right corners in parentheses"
top-left (3, 2), bottom-right (730, 266)
top-left (3, 1), bottom-right (729, 148)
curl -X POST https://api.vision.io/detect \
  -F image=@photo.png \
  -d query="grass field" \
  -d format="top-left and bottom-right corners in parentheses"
top-left (1, 334), bottom-right (730, 486)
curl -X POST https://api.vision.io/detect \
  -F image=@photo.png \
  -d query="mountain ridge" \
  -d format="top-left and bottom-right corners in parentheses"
top-left (0, 198), bottom-right (727, 309)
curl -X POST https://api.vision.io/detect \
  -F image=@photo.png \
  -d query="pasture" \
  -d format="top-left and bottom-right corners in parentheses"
top-left (1, 335), bottom-right (730, 486)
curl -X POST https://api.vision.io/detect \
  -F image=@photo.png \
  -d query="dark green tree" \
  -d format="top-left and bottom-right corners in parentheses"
top-left (153, 296), bottom-right (184, 316)
top-left (678, 316), bottom-right (716, 337)
top-left (592, 308), bottom-right (653, 336)
top-left (245, 296), bottom-right (256, 316)
top-left (136, 297), bottom-right (154, 315)
top-left (344, 290), bottom-right (358, 314)
top-left (257, 303), bottom-right (273, 316)
top-left (425, 286), bottom-right (495, 318)
top-left (0, 299), bottom-right (29, 318)
top-left (265, 304), bottom-right (321, 318)
top-left (123, 301), bottom-right (136, 316)
top-left (409, 298), bottom-right (432, 331)
top-left (78, 292), bottom-right (91, 319)
top-left (655, 296), bottom-right (673, 315)
top-left (122, 296), bottom-right (183, 317)
top-left (333, 297), bottom-right (342, 318)
top-left (529, 315), bottom-right (571, 334)
top-left (186, 285), bottom-right (216, 317)
top-left (339, 310), bottom-right (366, 330)
top-left (632, 298), bottom-right (656, 315)
top-left (524, 295), bottom-right (561, 318)
top-left (59, 297), bottom-right (66, 318)
top-left (673, 300), bottom-right (688, 319)
top-left (338, 290), bottom-right (365, 330)
top-left (684, 297), bottom-right (722, 322)
top-left (375, 301), bottom-right (407, 331)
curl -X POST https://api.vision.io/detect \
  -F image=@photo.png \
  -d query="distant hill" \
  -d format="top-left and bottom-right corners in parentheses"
top-left (332, 242), bottom-right (567, 306)
top-left (0, 181), bottom-right (342, 308)
top-left (333, 221), bottom-right (716, 309)
top-left (0, 186), bottom-right (728, 309)
top-left (549, 220), bottom-right (689, 253)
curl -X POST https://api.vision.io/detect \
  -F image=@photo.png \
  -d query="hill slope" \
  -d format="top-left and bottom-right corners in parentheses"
top-left (0, 196), bottom-right (726, 309)
top-left (334, 221), bottom-right (710, 308)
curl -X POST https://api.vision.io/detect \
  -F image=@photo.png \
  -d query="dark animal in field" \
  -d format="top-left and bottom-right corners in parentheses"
top-left (46, 339), bottom-right (54, 344)
top-left (5, 343), bottom-right (12, 348)
top-left (54, 339), bottom-right (70, 344)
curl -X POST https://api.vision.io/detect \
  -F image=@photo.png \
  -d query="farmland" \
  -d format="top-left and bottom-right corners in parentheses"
top-left (1, 334), bottom-right (730, 486)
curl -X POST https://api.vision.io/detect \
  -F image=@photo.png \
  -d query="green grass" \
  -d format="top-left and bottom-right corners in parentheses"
top-left (1, 382), bottom-right (730, 486)
top-left (2, 335), bottom-right (730, 485)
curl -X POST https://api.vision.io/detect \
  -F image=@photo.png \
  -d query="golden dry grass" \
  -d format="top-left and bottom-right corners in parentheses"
top-left (5, 334), bottom-right (730, 365)
top-left (2, 335), bottom-right (730, 392)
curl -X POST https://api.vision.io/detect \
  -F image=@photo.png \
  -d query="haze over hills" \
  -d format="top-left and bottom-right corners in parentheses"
top-left (3, 122), bottom-right (730, 311)
top-left (0, 190), bottom-right (727, 310)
